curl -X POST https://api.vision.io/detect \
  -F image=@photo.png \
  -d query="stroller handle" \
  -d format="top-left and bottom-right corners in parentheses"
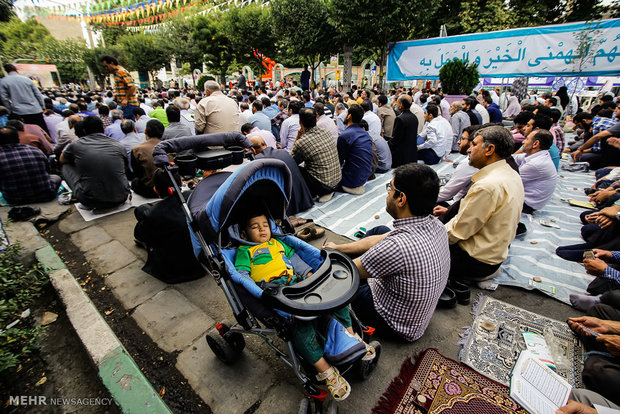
top-left (261, 249), bottom-right (360, 317)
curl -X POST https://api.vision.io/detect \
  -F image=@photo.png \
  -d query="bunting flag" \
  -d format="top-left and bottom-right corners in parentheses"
top-left (42, 0), bottom-right (243, 26)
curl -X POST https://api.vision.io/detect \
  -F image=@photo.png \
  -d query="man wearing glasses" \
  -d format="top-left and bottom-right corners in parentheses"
top-left (324, 164), bottom-right (450, 342)
top-left (445, 125), bottom-right (523, 283)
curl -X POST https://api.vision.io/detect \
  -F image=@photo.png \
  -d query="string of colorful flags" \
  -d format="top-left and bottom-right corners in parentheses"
top-left (20, 0), bottom-right (261, 26)
top-left (44, 0), bottom-right (208, 25)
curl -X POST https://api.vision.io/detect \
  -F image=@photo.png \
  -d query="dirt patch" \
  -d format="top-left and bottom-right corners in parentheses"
top-left (40, 222), bottom-right (211, 414)
top-left (0, 283), bottom-right (118, 414)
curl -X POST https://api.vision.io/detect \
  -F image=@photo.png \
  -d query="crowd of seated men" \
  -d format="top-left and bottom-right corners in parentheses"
top-left (2, 69), bottom-right (620, 410)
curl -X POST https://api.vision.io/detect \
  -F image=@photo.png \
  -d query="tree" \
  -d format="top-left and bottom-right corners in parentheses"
top-left (117, 33), bottom-right (169, 81)
top-left (271, 0), bottom-right (337, 88)
top-left (156, 17), bottom-right (204, 73)
top-left (563, 0), bottom-right (605, 22)
top-left (193, 13), bottom-right (236, 83)
top-left (223, 5), bottom-right (277, 79)
top-left (89, 23), bottom-right (128, 46)
top-left (40, 39), bottom-right (88, 84)
top-left (328, 0), bottom-right (421, 92)
top-left (0, 0), bottom-right (15, 23)
top-left (82, 45), bottom-right (127, 88)
top-left (0, 18), bottom-right (52, 61)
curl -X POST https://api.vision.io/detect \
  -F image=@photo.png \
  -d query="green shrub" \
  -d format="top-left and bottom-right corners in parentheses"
top-left (439, 58), bottom-right (479, 95)
top-left (0, 244), bottom-right (48, 373)
top-left (196, 75), bottom-right (216, 92)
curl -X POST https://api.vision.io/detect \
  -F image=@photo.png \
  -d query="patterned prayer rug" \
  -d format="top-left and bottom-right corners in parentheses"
top-left (373, 348), bottom-right (527, 414)
top-left (458, 295), bottom-right (585, 388)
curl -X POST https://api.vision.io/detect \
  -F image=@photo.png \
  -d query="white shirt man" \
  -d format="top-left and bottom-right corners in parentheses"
top-left (513, 129), bottom-right (558, 211)
top-left (475, 103), bottom-right (490, 124)
top-left (418, 104), bottom-right (453, 163)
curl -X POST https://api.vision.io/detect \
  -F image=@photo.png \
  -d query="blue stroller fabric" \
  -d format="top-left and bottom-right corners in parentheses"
top-left (220, 221), bottom-right (324, 301)
top-left (323, 318), bottom-right (367, 366)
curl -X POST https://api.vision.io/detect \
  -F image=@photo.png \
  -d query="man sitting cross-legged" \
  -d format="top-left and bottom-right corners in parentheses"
top-left (0, 126), bottom-right (61, 205)
top-left (445, 125), bottom-right (524, 284)
top-left (60, 116), bottom-right (130, 210)
top-left (325, 164), bottom-right (450, 342)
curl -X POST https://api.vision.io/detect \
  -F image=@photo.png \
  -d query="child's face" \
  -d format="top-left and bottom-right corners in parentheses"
top-left (244, 215), bottom-right (271, 243)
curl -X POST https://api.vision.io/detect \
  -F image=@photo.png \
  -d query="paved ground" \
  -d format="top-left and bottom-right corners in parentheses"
top-left (34, 203), bottom-right (583, 414)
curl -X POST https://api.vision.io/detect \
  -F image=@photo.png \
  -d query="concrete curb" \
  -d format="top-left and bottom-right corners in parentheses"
top-left (25, 223), bottom-right (171, 414)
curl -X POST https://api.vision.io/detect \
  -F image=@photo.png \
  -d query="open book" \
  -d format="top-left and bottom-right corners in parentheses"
top-left (510, 350), bottom-right (571, 414)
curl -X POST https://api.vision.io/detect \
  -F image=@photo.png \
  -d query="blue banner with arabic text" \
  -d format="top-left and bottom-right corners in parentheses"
top-left (387, 19), bottom-right (620, 81)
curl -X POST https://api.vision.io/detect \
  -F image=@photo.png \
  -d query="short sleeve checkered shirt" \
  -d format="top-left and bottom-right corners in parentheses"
top-left (0, 143), bottom-right (56, 204)
top-left (113, 66), bottom-right (139, 106)
top-left (360, 215), bottom-right (451, 341)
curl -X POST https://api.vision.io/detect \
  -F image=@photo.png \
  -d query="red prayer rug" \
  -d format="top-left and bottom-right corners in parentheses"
top-left (373, 348), bottom-right (528, 414)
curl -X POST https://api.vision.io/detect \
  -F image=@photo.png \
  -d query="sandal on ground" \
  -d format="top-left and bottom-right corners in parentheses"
top-left (295, 225), bottom-right (325, 241)
top-left (288, 216), bottom-right (313, 227)
top-left (316, 366), bottom-right (350, 401)
top-left (354, 333), bottom-right (376, 361)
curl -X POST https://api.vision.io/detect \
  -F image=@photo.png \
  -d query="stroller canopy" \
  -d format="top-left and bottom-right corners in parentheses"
top-left (201, 158), bottom-right (292, 239)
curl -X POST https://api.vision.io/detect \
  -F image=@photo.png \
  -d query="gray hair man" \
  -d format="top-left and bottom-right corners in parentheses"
top-left (104, 109), bottom-right (125, 141)
top-left (194, 80), bottom-right (239, 134)
top-left (449, 101), bottom-right (471, 152)
top-left (445, 126), bottom-right (524, 283)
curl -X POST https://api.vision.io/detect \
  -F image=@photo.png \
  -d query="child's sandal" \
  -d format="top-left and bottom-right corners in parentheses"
top-left (316, 366), bottom-right (350, 401)
top-left (354, 333), bottom-right (376, 361)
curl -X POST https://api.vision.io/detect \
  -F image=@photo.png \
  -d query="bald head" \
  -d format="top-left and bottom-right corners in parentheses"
top-left (249, 135), bottom-right (267, 154)
top-left (398, 94), bottom-right (412, 110)
top-left (68, 115), bottom-right (82, 129)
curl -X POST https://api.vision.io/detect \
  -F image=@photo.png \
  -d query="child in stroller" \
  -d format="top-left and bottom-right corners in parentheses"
top-left (235, 211), bottom-right (376, 401)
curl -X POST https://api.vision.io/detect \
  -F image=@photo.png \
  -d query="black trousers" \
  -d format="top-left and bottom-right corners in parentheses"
top-left (601, 290), bottom-right (620, 312)
top-left (449, 243), bottom-right (501, 281)
top-left (581, 303), bottom-right (620, 406)
top-left (20, 112), bottom-right (49, 135)
top-left (299, 167), bottom-right (335, 197)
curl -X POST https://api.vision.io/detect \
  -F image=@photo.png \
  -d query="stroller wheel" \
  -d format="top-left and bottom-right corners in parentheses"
top-left (206, 331), bottom-right (242, 364)
top-left (325, 399), bottom-right (339, 414)
top-left (354, 340), bottom-right (381, 380)
top-left (298, 398), bottom-right (310, 414)
top-left (299, 397), bottom-right (324, 414)
top-left (218, 322), bottom-right (246, 353)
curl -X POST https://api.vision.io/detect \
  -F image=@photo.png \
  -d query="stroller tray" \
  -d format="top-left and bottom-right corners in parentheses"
top-left (261, 249), bottom-right (360, 316)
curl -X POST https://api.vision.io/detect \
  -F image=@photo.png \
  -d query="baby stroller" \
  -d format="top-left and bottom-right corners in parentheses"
top-left (155, 138), bottom-right (381, 413)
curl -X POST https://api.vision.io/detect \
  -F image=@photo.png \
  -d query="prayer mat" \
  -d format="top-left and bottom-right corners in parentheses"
top-left (458, 295), bottom-right (584, 388)
top-left (494, 162), bottom-right (596, 304)
top-left (75, 191), bottom-right (160, 222)
top-left (373, 348), bottom-right (527, 414)
top-left (301, 154), bottom-right (466, 239)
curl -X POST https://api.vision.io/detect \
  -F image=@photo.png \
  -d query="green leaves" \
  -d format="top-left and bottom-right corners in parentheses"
top-left (0, 244), bottom-right (48, 373)
top-left (272, 0), bottom-right (337, 63)
top-left (0, 17), bottom-right (52, 61)
top-left (439, 58), bottom-right (479, 95)
top-left (117, 32), bottom-right (170, 76)
top-left (39, 38), bottom-right (89, 83)
top-left (0, 0), bottom-right (14, 23)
